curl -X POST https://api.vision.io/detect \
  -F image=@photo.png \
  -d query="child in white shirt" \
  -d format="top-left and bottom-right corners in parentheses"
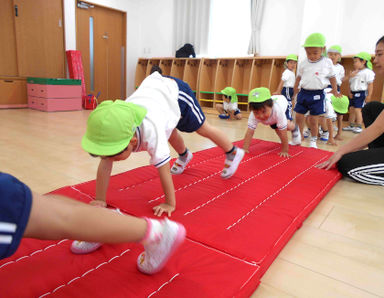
top-left (343, 52), bottom-right (375, 133)
top-left (242, 87), bottom-right (301, 157)
top-left (216, 86), bottom-right (242, 120)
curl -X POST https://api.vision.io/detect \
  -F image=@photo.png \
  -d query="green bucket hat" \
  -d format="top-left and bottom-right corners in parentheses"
top-left (286, 54), bottom-right (298, 62)
top-left (221, 87), bottom-right (238, 103)
top-left (82, 100), bottom-right (147, 156)
top-left (248, 87), bottom-right (272, 103)
top-left (354, 52), bottom-right (373, 69)
top-left (331, 95), bottom-right (349, 114)
top-left (328, 45), bottom-right (342, 54)
top-left (303, 33), bottom-right (326, 48)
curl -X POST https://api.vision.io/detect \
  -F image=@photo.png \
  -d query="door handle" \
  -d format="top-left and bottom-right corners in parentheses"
top-left (14, 5), bottom-right (18, 17)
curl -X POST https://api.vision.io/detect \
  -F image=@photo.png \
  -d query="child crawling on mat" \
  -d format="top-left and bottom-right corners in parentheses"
top-left (242, 87), bottom-right (301, 157)
top-left (0, 172), bottom-right (185, 274)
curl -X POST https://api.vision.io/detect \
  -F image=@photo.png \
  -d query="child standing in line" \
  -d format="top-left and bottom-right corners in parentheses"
top-left (242, 87), bottom-right (301, 157)
top-left (0, 172), bottom-right (185, 274)
top-left (273, 54), bottom-right (298, 121)
top-left (293, 33), bottom-right (340, 149)
top-left (342, 52), bottom-right (375, 134)
top-left (215, 86), bottom-right (242, 120)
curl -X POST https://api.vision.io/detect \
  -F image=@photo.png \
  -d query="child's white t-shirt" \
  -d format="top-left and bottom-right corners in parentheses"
top-left (333, 63), bottom-right (345, 86)
top-left (298, 57), bottom-right (335, 90)
top-left (223, 101), bottom-right (239, 112)
top-left (282, 69), bottom-right (295, 88)
top-left (349, 68), bottom-right (375, 91)
top-left (247, 95), bottom-right (288, 130)
top-left (126, 72), bottom-right (181, 168)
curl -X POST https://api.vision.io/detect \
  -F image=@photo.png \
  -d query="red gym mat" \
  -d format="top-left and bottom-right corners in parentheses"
top-left (0, 140), bottom-right (340, 297)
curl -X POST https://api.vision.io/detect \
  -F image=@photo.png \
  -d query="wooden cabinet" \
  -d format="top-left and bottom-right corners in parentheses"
top-left (0, 78), bottom-right (27, 107)
top-left (135, 56), bottom-right (384, 113)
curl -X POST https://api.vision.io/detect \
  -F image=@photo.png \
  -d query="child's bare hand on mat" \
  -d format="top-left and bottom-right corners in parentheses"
top-left (90, 200), bottom-right (107, 207)
top-left (153, 203), bottom-right (175, 217)
top-left (278, 151), bottom-right (290, 158)
top-left (316, 152), bottom-right (342, 170)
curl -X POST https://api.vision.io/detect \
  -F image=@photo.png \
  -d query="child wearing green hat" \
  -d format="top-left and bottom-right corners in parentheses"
top-left (273, 54), bottom-right (298, 120)
top-left (242, 87), bottom-right (301, 157)
top-left (216, 87), bottom-right (242, 120)
top-left (81, 72), bottom-right (244, 214)
top-left (342, 52), bottom-right (375, 134)
top-left (293, 33), bottom-right (341, 149)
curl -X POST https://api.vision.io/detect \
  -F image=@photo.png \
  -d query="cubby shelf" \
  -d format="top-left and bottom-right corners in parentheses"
top-left (135, 56), bottom-right (384, 112)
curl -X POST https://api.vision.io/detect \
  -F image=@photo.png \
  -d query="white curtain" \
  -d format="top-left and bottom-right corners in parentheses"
top-left (174, 0), bottom-right (211, 56)
top-left (248, 0), bottom-right (265, 55)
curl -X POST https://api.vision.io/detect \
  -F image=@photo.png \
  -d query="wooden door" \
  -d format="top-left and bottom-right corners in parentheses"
top-left (0, 0), bottom-right (18, 76)
top-left (76, 3), bottom-right (126, 102)
top-left (13, 0), bottom-right (65, 78)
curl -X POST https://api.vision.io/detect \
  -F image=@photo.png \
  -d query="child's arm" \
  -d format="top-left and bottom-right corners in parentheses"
top-left (273, 80), bottom-right (284, 95)
top-left (293, 76), bottom-right (301, 97)
top-left (329, 77), bottom-right (341, 97)
top-left (275, 129), bottom-right (289, 157)
top-left (366, 82), bottom-right (373, 102)
top-left (242, 128), bottom-right (255, 153)
top-left (153, 162), bottom-right (176, 217)
top-left (228, 109), bottom-right (236, 120)
top-left (94, 158), bottom-right (113, 207)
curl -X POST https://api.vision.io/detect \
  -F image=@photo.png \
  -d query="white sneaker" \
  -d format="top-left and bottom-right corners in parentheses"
top-left (171, 151), bottom-right (193, 175)
top-left (71, 241), bottom-right (103, 254)
top-left (303, 129), bottom-right (311, 138)
top-left (221, 148), bottom-right (245, 179)
top-left (320, 131), bottom-right (329, 141)
top-left (342, 125), bottom-right (354, 131)
top-left (309, 139), bottom-right (318, 148)
top-left (353, 126), bottom-right (362, 133)
top-left (289, 129), bottom-right (301, 146)
top-left (137, 218), bottom-right (186, 275)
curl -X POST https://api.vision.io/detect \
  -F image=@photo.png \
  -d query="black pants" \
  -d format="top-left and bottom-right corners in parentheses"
top-left (337, 101), bottom-right (384, 185)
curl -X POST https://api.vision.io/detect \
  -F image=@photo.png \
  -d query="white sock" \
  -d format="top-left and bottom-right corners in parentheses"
top-left (141, 218), bottom-right (163, 245)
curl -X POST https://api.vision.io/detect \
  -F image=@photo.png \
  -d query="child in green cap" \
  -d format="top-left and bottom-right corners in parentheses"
top-left (216, 87), bottom-right (242, 120)
top-left (242, 87), bottom-right (301, 157)
top-left (273, 54), bottom-right (298, 121)
top-left (82, 72), bottom-right (244, 212)
top-left (293, 33), bottom-right (341, 149)
top-left (342, 52), bottom-right (375, 134)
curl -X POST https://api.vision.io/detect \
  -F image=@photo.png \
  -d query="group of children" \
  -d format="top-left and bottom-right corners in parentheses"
top-left (1, 32), bottom-right (376, 276)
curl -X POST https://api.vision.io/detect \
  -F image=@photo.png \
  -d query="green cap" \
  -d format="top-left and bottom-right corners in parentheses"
top-left (303, 33), bottom-right (326, 48)
top-left (354, 52), bottom-right (373, 69)
top-left (331, 95), bottom-right (349, 114)
top-left (82, 100), bottom-right (147, 156)
top-left (328, 45), bottom-right (342, 54)
top-left (248, 87), bottom-right (272, 103)
top-left (286, 54), bottom-right (298, 62)
top-left (221, 87), bottom-right (238, 103)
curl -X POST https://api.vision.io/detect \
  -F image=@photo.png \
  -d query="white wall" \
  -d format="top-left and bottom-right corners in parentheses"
top-left (63, 0), bottom-right (174, 96)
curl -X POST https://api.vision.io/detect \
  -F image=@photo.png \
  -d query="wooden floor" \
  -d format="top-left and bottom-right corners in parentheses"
top-left (1, 108), bottom-right (383, 297)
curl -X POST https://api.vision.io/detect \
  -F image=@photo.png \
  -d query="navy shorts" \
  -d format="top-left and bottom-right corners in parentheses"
top-left (167, 76), bottom-right (206, 132)
top-left (327, 84), bottom-right (341, 92)
top-left (224, 108), bottom-right (241, 116)
top-left (349, 91), bottom-right (367, 108)
top-left (0, 173), bottom-right (32, 260)
top-left (281, 87), bottom-right (293, 120)
top-left (294, 89), bottom-right (325, 116)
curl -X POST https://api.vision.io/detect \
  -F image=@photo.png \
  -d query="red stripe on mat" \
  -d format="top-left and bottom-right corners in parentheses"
top-left (0, 140), bottom-right (341, 297)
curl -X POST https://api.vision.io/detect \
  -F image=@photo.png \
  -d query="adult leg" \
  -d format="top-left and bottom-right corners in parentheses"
top-left (337, 147), bottom-right (384, 185)
top-left (362, 101), bottom-right (384, 148)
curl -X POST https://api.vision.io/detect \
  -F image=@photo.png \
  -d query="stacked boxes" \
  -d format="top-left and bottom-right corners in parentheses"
top-left (27, 78), bottom-right (82, 112)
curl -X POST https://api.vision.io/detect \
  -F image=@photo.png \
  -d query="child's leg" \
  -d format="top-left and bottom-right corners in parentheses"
top-left (25, 193), bottom-right (147, 243)
top-left (295, 113), bottom-right (305, 140)
top-left (169, 129), bottom-right (187, 155)
top-left (326, 118), bottom-right (336, 145)
top-left (309, 115), bottom-right (319, 138)
top-left (343, 107), bottom-right (356, 130)
top-left (196, 121), bottom-right (233, 152)
top-left (335, 114), bottom-right (344, 140)
top-left (168, 129), bottom-right (193, 175)
top-left (215, 103), bottom-right (225, 114)
top-left (355, 108), bottom-right (363, 126)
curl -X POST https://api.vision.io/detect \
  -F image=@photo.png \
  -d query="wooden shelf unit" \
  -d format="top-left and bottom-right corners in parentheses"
top-left (135, 56), bottom-right (384, 112)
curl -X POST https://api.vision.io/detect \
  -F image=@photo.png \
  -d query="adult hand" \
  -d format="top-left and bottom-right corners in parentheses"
top-left (153, 203), bottom-right (175, 217)
top-left (316, 152), bottom-right (343, 170)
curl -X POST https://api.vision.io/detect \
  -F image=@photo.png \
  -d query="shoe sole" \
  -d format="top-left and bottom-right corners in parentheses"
top-left (70, 241), bottom-right (103, 254)
top-left (137, 223), bottom-right (186, 275)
